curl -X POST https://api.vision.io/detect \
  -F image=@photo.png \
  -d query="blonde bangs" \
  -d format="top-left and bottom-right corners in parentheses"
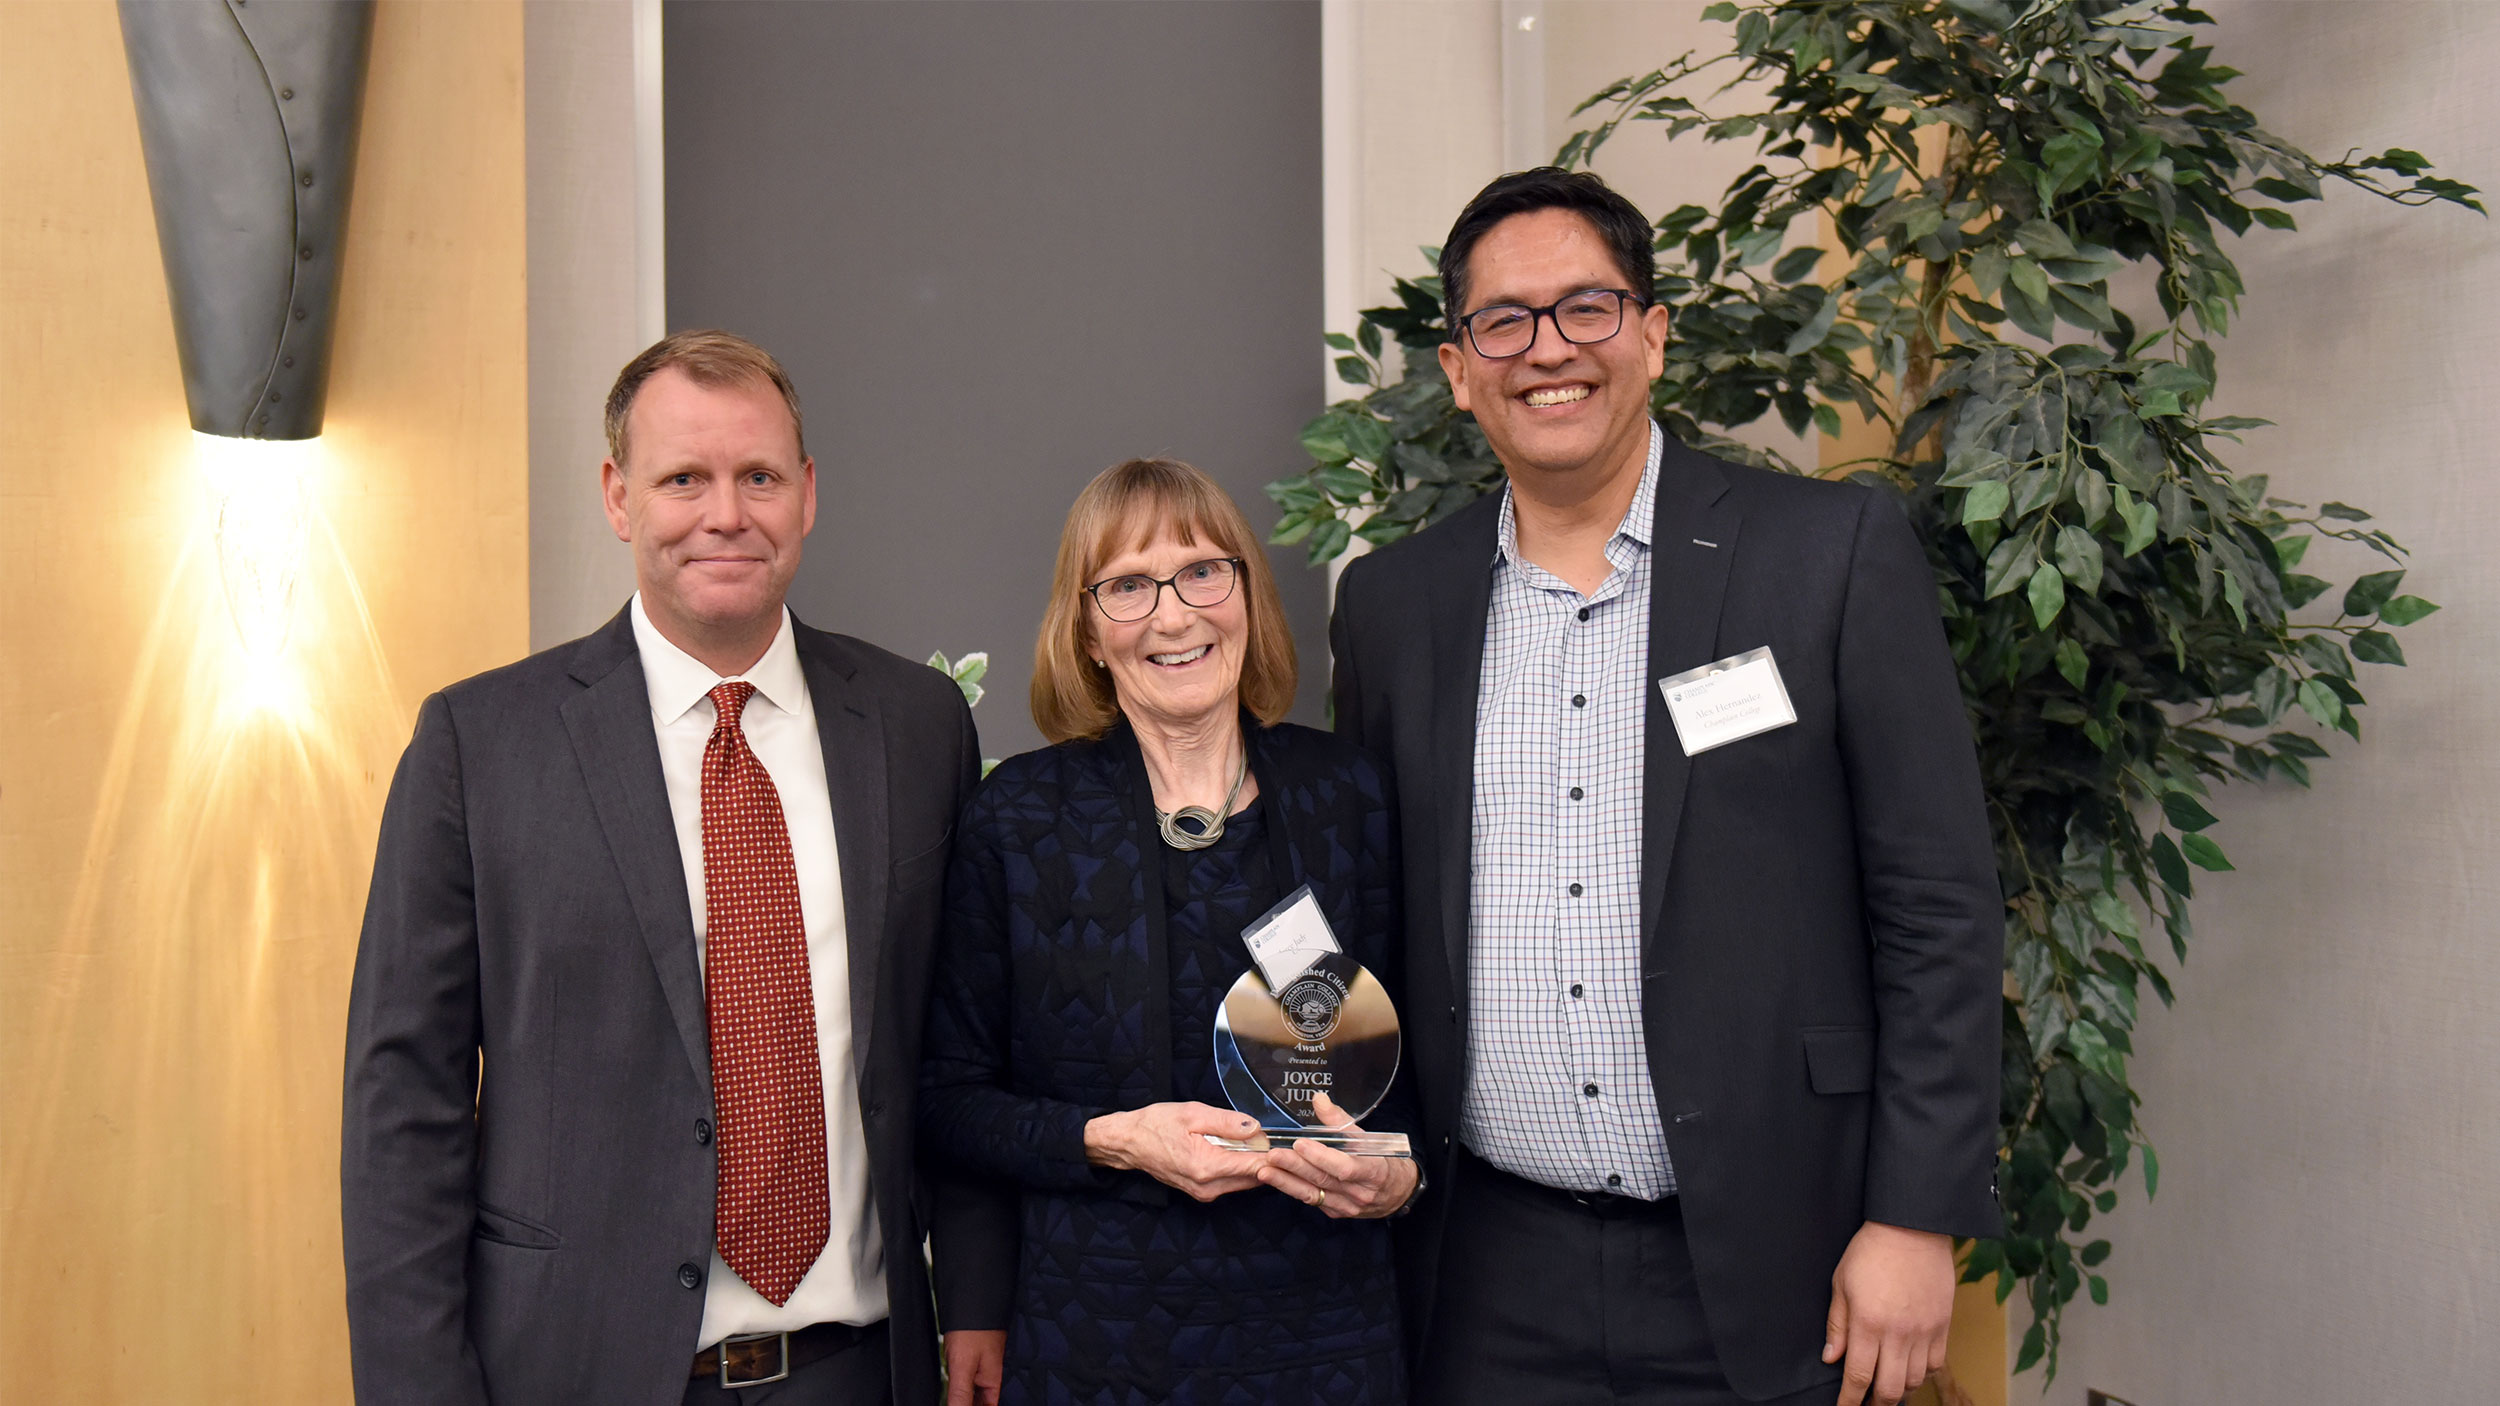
top-left (1031, 459), bottom-right (1299, 744)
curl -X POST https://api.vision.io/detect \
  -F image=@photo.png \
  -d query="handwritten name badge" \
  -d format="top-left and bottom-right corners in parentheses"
top-left (1658, 646), bottom-right (1799, 756)
top-left (1240, 884), bottom-right (1344, 993)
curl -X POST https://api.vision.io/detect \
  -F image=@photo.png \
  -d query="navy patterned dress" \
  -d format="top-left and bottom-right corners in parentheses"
top-left (920, 720), bottom-right (1408, 1405)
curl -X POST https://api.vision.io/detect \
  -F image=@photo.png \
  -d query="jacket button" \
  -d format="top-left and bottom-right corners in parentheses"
top-left (677, 1263), bottom-right (703, 1290)
top-left (695, 1118), bottom-right (713, 1146)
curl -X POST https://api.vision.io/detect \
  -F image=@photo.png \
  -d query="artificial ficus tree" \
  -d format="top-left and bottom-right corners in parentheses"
top-left (1266, 0), bottom-right (2476, 1377)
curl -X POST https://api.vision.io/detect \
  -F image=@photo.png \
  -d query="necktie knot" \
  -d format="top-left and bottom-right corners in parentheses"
top-left (709, 680), bottom-right (757, 732)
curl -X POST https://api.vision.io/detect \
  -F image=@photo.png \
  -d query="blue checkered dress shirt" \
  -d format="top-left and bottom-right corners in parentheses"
top-left (1460, 422), bottom-right (1677, 1199)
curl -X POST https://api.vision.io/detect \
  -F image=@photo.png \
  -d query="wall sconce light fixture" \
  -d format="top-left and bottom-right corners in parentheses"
top-left (120, 0), bottom-right (374, 660)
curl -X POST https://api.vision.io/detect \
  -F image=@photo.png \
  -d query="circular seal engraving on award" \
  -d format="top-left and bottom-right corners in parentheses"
top-left (1279, 973), bottom-right (1345, 1041)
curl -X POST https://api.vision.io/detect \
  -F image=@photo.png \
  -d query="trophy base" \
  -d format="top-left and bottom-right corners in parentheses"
top-left (1202, 1129), bottom-right (1413, 1159)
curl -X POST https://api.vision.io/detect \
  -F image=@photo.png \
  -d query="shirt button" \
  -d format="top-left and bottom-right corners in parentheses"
top-left (1572, 694), bottom-right (1586, 708)
top-left (1582, 1083), bottom-right (1600, 1098)
top-left (1607, 1173), bottom-right (1623, 1187)
top-left (1569, 786), bottom-right (1584, 800)
top-left (1570, 982), bottom-right (1585, 998)
top-left (695, 1118), bottom-right (713, 1146)
top-left (1568, 882), bottom-right (1583, 897)
top-left (677, 1263), bottom-right (703, 1290)
top-left (1577, 607), bottom-right (1591, 622)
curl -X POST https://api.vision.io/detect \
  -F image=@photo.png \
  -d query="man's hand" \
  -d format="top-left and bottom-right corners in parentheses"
top-left (1824, 1221), bottom-right (1954, 1406)
top-left (941, 1329), bottom-right (1005, 1406)
top-left (1253, 1093), bottom-right (1421, 1218)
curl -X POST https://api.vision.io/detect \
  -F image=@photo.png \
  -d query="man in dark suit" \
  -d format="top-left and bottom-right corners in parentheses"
top-left (343, 331), bottom-right (1009, 1405)
top-left (1329, 169), bottom-right (2002, 1406)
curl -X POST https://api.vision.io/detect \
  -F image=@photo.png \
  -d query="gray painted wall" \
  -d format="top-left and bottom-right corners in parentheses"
top-left (663, 0), bottom-right (1326, 760)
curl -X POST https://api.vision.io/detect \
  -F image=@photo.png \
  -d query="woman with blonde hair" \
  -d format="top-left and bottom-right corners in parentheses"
top-left (921, 458), bottom-right (1414, 1404)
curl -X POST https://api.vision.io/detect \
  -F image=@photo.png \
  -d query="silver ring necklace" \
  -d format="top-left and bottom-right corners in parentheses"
top-left (1156, 749), bottom-right (1250, 851)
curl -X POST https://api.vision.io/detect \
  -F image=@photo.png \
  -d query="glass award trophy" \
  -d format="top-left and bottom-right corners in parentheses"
top-left (1205, 885), bottom-right (1411, 1158)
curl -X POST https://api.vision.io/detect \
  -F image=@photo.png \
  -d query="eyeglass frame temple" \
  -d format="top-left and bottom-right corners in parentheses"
top-left (1081, 555), bottom-right (1249, 620)
top-left (1452, 287), bottom-right (1647, 359)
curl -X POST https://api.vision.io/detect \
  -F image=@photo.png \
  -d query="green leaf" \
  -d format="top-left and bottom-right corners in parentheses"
top-left (2378, 595), bottom-right (2441, 626)
top-left (2351, 629), bottom-right (2407, 666)
top-left (2150, 832), bottom-right (2192, 895)
top-left (1315, 463), bottom-right (1376, 501)
top-left (1345, 415), bottom-right (1393, 466)
top-left (2319, 501), bottom-right (2373, 521)
top-left (2274, 534), bottom-right (2312, 569)
top-left (2016, 1323), bottom-right (2046, 1374)
top-left (1701, 0), bottom-right (1737, 18)
top-left (2181, 833), bottom-right (2234, 872)
top-left (2342, 568), bottom-right (2405, 617)
top-left (2028, 561), bottom-right (2067, 628)
top-left (2120, 497), bottom-right (2159, 557)
top-left (2055, 524), bottom-right (2105, 594)
top-left (2161, 792), bottom-right (2218, 832)
top-left (2007, 256), bottom-right (2051, 307)
top-left (1969, 247), bottom-right (2010, 298)
top-left (2066, 1020), bottom-right (2123, 1082)
top-left (2144, 1142), bottom-right (2162, 1196)
top-left (2089, 890), bottom-right (2142, 939)
top-left (1299, 418), bottom-right (1352, 464)
top-left (1306, 516), bottom-right (1352, 565)
top-left (2073, 468), bottom-right (2113, 529)
top-left (1335, 355), bottom-right (1374, 386)
top-left (2056, 638), bottom-right (2089, 690)
top-left (1771, 245), bottom-right (1825, 283)
top-left (2297, 677), bottom-right (2345, 728)
top-left (2281, 574), bottom-right (2334, 609)
top-left (1984, 534), bottom-right (2041, 599)
top-left (1962, 480), bottom-right (2011, 525)
top-left (1785, 288), bottom-right (1842, 355)
top-left (1323, 332), bottom-right (1358, 352)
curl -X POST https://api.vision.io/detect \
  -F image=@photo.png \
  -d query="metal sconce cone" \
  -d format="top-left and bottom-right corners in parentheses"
top-left (119, 0), bottom-right (374, 440)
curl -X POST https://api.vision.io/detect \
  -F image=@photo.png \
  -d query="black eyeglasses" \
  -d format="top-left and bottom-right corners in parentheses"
top-left (1083, 556), bottom-right (1245, 622)
top-left (1454, 288), bottom-right (1644, 359)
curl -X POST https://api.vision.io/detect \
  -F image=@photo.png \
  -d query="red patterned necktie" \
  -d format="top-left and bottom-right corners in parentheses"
top-left (700, 681), bottom-right (829, 1305)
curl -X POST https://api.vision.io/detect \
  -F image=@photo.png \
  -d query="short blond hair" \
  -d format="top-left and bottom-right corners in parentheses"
top-left (1031, 459), bottom-right (1298, 743)
top-left (603, 329), bottom-right (805, 466)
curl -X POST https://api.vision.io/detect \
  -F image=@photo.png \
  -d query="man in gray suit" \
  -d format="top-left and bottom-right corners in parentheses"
top-left (343, 331), bottom-right (1010, 1405)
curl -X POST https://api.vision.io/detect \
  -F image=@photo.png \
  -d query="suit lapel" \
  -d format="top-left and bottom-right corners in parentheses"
top-left (1639, 446), bottom-right (1741, 970)
top-left (798, 633), bottom-right (891, 1077)
top-left (1427, 498), bottom-right (1500, 1015)
top-left (562, 611), bottom-right (712, 1085)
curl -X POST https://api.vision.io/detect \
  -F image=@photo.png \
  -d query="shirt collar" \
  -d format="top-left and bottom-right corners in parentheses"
top-left (1492, 420), bottom-right (1664, 568)
top-left (629, 592), bottom-right (806, 726)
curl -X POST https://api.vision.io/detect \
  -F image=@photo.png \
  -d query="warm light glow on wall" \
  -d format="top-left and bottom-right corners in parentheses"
top-left (194, 431), bottom-right (318, 669)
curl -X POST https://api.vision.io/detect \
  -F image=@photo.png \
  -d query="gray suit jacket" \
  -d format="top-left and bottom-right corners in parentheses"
top-left (342, 606), bottom-right (1015, 1406)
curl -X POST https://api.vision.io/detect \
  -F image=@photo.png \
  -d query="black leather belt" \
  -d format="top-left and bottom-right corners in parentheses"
top-left (692, 1319), bottom-right (878, 1388)
top-left (1462, 1147), bottom-right (1678, 1219)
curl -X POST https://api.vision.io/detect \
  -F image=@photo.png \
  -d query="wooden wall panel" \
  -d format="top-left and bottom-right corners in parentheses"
top-left (0, 3), bottom-right (527, 1397)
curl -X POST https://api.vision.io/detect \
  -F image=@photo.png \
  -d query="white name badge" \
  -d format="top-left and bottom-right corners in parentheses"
top-left (1659, 647), bottom-right (1799, 756)
top-left (1240, 884), bottom-right (1344, 993)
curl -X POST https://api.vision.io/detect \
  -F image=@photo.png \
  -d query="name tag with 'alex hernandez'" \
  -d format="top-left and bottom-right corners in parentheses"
top-left (1658, 646), bottom-right (1798, 756)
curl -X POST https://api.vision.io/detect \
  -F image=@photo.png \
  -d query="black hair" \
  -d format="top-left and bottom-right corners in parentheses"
top-left (1436, 167), bottom-right (1656, 337)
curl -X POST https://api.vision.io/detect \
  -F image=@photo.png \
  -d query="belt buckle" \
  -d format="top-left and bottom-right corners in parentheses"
top-left (719, 1331), bottom-right (791, 1389)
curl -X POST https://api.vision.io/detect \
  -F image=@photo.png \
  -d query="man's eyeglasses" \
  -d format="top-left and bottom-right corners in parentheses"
top-left (1083, 556), bottom-right (1245, 622)
top-left (1454, 288), bottom-right (1644, 359)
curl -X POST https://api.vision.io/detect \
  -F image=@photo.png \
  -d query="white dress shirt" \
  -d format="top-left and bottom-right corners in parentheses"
top-left (629, 595), bottom-right (887, 1347)
top-left (1463, 424), bottom-right (1677, 1199)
